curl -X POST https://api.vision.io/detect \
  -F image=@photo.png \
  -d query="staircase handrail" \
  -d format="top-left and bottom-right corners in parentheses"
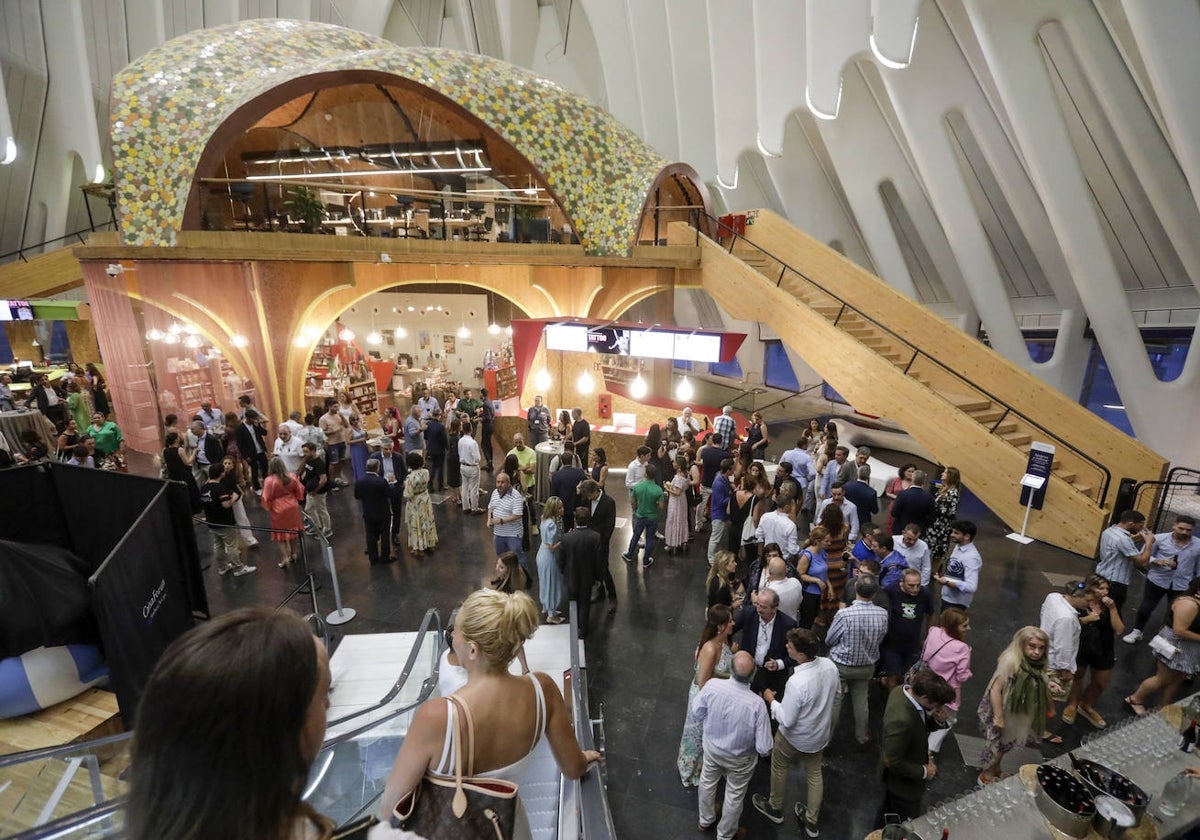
top-left (686, 210), bottom-right (1112, 507)
top-left (565, 600), bottom-right (617, 839)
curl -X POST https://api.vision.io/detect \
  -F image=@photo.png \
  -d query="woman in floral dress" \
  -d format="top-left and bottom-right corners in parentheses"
top-left (977, 626), bottom-right (1050, 784)
top-left (926, 466), bottom-right (961, 568)
top-left (402, 450), bottom-right (437, 556)
top-left (676, 604), bottom-right (734, 787)
top-left (664, 456), bottom-right (690, 552)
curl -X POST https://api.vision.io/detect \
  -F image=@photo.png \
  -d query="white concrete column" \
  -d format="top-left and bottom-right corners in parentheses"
top-left (753, 0), bottom-right (806, 157)
top-left (624, 0), bottom-right (677, 159)
top-left (578, 0), bottom-right (644, 138)
top-left (276, 0), bottom-right (314, 21)
top-left (0, 65), bottom-right (15, 165)
top-left (805, 0), bottom-right (869, 119)
top-left (960, 0), bottom-right (1182, 462)
top-left (706, 0), bottom-right (758, 187)
top-left (345, 0), bottom-right (402, 37)
top-left (869, 0), bottom-right (921, 67)
top-left (24, 0), bottom-right (104, 244)
top-left (665, 0), bottom-right (717, 179)
top-left (202, 0), bottom-right (240, 27)
top-left (123, 0), bottom-right (166, 60)
top-left (1120, 1), bottom-right (1200, 239)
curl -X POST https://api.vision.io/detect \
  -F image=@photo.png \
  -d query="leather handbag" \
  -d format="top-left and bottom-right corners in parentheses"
top-left (391, 695), bottom-right (520, 839)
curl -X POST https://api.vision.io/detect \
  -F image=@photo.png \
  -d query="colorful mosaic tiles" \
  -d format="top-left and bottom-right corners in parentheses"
top-left (110, 19), bottom-right (667, 256)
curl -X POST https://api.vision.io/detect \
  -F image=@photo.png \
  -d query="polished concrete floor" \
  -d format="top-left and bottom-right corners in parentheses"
top-left (155, 428), bottom-right (1169, 840)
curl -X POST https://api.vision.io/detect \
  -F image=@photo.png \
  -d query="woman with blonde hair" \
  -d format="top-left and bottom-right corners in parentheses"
top-left (676, 604), bottom-right (735, 787)
top-left (977, 626), bottom-right (1050, 785)
top-left (797, 526), bottom-right (833, 629)
top-left (926, 466), bottom-right (962, 566)
top-left (380, 589), bottom-right (600, 839)
top-left (537, 496), bottom-right (565, 624)
top-left (706, 550), bottom-right (743, 609)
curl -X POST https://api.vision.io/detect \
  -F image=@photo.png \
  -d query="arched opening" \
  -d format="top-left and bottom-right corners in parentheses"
top-left (635, 163), bottom-right (711, 245)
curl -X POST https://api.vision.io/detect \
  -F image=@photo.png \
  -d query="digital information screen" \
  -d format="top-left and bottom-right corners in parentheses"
top-left (545, 324), bottom-right (726, 363)
top-left (544, 323), bottom-right (587, 352)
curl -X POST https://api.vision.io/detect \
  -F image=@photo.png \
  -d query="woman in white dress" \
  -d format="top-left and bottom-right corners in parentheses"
top-left (380, 589), bottom-right (600, 839)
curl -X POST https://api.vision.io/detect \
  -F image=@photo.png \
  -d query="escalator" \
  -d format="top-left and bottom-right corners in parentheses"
top-left (4, 605), bottom-right (616, 840)
top-left (669, 212), bottom-right (1168, 555)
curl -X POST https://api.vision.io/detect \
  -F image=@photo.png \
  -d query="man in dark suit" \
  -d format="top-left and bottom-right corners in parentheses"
top-left (890, 470), bottom-right (935, 534)
top-left (236, 409), bottom-right (270, 491)
top-left (733, 588), bottom-right (797, 697)
top-left (843, 465), bottom-right (879, 524)
top-left (558, 506), bottom-right (603, 639)
top-left (581, 479), bottom-right (618, 610)
top-left (875, 670), bottom-right (955, 827)
top-left (189, 418), bottom-right (225, 483)
top-left (354, 458), bottom-right (395, 565)
top-left (550, 453), bottom-right (587, 530)
top-left (376, 437), bottom-right (408, 542)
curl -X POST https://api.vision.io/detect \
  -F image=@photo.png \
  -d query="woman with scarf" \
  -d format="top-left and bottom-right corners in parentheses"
top-left (977, 626), bottom-right (1050, 785)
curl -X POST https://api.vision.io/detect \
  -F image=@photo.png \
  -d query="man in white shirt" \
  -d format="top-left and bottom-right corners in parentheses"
top-left (273, 425), bottom-right (305, 473)
top-left (415, 387), bottom-right (440, 421)
top-left (458, 433), bottom-right (482, 513)
top-left (693, 652), bottom-right (773, 840)
top-left (197, 399), bottom-right (224, 429)
top-left (488, 471), bottom-right (527, 570)
top-left (1096, 510), bottom-right (1156, 610)
top-left (624, 445), bottom-right (651, 506)
top-left (756, 497), bottom-right (801, 562)
top-left (679, 406), bottom-right (703, 436)
top-left (1040, 581), bottom-right (1092, 708)
top-left (935, 520), bottom-right (982, 611)
top-left (753, 628), bottom-right (839, 836)
top-left (815, 483), bottom-right (860, 542)
top-left (893, 524), bottom-right (932, 586)
top-left (764, 556), bottom-right (804, 620)
top-left (280, 410), bottom-right (305, 437)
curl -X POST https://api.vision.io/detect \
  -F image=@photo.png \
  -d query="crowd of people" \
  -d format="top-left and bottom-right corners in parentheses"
top-left (0, 363), bottom-right (122, 470)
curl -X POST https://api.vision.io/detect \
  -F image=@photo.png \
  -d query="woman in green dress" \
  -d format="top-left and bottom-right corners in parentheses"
top-left (677, 604), bottom-right (735, 787)
top-left (84, 411), bottom-right (125, 469)
top-left (402, 450), bottom-right (437, 556)
top-left (65, 380), bottom-right (89, 432)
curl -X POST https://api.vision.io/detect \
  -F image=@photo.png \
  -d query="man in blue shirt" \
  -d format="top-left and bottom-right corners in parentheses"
top-left (402, 405), bottom-right (424, 454)
top-left (778, 438), bottom-right (815, 490)
top-left (1124, 514), bottom-right (1198, 643)
top-left (875, 533), bottom-right (910, 589)
top-left (1095, 510), bottom-right (1155, 610)
top-left (708, 458), bottom-right (735, 564)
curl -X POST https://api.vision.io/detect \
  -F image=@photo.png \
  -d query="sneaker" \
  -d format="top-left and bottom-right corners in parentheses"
top-left (642, 557), bottom-right (654, 568)
top-left (1078, 705), bottom-right (1107, 729)
top-left (217, 565), bottom-right (231, 576)
top-left (1061, 705), bottom-right (1077, 725)
top-left (796, 805), bottom-right (818, 837)
top-left (1122, 629), bottom-right (1143, 644)
top-left (751, 794), bottom-right (783, 825)
top-left (655, 531), bottom-right (665, 539)
top-left (621, 553), bottom-right (634, 563)
top-left (233, 565), bottom-right (257, 576)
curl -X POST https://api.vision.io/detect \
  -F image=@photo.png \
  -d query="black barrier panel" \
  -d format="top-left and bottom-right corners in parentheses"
top-left (90, 486), bottom-right (196, 727)
top-left (50, 466), bottom-right (166, 573)
top-left (0, 463), bottom-right (72, 549)
top-left (163, 481), bottom-right (208, 619)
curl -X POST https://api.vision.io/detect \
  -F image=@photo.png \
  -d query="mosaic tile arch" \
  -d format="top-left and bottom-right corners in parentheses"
top-left (110, 19), bottom-right (669, 256)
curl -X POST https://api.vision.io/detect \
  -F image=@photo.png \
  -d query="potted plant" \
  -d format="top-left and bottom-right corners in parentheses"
top-left (287, 186), bottom-right (325, 233)
top-left (513, 204), bottom-right (537, 243)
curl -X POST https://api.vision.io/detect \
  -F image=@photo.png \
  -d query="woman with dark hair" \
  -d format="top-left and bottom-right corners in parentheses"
top-left (676, 604), bottom-right (734, 786)
top-left (664, 456), bottom-right (691, 553)
top-left (926, 465), bottom-right (962, 566)
top-left (1063, 574), bottom-right (1121, 728)
top-left (84, 363), bottom-right (109, 417)
top-left (817, 503), bottom-right (850, 626)
top-left (65, 379), bottom-right (89, 432)
top-left (589, 447), bottom-right (608, 485)
top-left (745, 411), bottom-right (769, 460)
top-left (403, 450), bottom-right (437, 556)
top-left (727, 471), bottom-right (757, 557)
top-left (83, 412), bottom-right (124, 469)
top-left (554, 409), bottom-right (572, 441)
top-left (883, 463), bottom-right (917, 534)
top-left (492, 550), bottom-right (529, 594)
top-left (56, 418), bottom-right (81, 460)
top-left (445, 417), bottom-right (463, 506)
top-left (162, 430), bottom-right (201, 513)
top-left (128, 608), bottom-right (334, 840)
top-left (1125, 576), bottom-right (1200, 714)
top-left (261, 456), bottom-right (304, 568)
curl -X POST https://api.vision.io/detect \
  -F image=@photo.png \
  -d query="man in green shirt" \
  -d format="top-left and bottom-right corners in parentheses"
top-left (623, 464), bottom-right (664, 568)
top-left (508, 433), bottom-right (537, 493)
top-left (457, 389), bottom-right (482, 436)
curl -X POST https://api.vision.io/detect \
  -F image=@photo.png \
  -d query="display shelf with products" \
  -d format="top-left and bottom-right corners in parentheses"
top-left (484, 365), bottom-right (518, 400)
top-left (347, 378), bottom-right (378, 419)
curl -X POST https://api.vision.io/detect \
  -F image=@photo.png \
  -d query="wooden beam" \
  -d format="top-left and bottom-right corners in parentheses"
top-left (0, 247), bottom-right (85, 298)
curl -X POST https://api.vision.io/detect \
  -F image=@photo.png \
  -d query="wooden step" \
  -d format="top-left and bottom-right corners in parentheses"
top-left (993, 420), bottom-right (1018, 435)
top-left (936, 390), bottom-right (993, 412)
top-left (1001, 431), bottom-right (1032, 447)
top-left (1072, 482), bottom-right (1095, 497)
top-left (966, 407), bottom-right (1005, 424)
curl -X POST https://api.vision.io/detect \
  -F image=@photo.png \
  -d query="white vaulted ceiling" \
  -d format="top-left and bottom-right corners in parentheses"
top-left (1, 0), bottom-right (1198, 463)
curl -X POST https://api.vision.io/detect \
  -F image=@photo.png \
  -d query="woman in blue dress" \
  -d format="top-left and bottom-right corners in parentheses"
top-left (347, 414), bottom-right (369, 483)
top-left (537, 496), bottom-right (565, 624)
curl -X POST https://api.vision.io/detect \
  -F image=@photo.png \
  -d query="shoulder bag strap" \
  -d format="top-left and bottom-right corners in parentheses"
top-left (921, 636), bottom-right (954, 663)
top-left (445, 696), bottom-right (472, 818)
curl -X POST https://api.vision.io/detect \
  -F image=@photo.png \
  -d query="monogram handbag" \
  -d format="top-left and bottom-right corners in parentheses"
top-left (391, 695), bottom-right (520, 839)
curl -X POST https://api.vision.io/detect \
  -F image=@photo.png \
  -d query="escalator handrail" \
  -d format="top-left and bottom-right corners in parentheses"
top-left (7, 797), bottom-right (126, 840)
top-left (567, 600), bottom-right (617, 839)
top-left (325, 607), bottom-right (441, 729)
top-left (0, 731), bottom-right (132, 770)
top-left (685, 208), bottom-right (1113, 507)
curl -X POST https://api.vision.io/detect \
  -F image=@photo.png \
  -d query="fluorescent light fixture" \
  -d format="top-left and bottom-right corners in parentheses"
top-left (676, 376), bottom-right (694, 401)
top-left (1, 138), bottom-right (15, 165)
top-left (534, 367), bottom-right (552, 391)
top-left (630, 373), bottom-right (648, 399)
top-left (1102, 404), bottom-right (1126, 410)
top-left (805, 80), bottom-right (843, 121)
top-left (247, 165), bottom-right (488, 181)
top-left (576, 370), bottom-right (594, 394)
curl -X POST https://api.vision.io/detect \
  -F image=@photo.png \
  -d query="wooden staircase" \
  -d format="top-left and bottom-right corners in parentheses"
top-left (669, 215), bottom-right (1168, 556)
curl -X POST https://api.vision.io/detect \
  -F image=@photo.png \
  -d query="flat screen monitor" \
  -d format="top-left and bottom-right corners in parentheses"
top-left (545, 324), bottom-right (587, 352)
top-left (675, 333), bottom-right (722, 363)
top-left (586, 327), bottom-right (630, 355)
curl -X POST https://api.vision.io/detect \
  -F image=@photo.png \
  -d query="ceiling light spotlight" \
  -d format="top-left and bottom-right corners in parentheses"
top-left (394, 325), bottom-right (408, 339)
top-left (366, 331), bottom-right (382, 345)
top-left (488, 321), bottom-right (501, 335)
top-left (184, 335), bottom-right (203, 349)
top-left (505, 325), bottom-right (513, 337)
top-left (577, 370), bottom-right (594, 394)
top-left (676, 375), bottom-right (694, 401)
top-left (182, 323), bottom-right (200, 335)
top-left (630, 373), bottom-right (648, 399)
top-left (338, 327), bottom-right (355, 342)
top-left (146, 328), bottom-right (163, 341)
top-left (534, 367), bottom-right (552, 391)
top-left (162, 333), bottom-right (179, 345)
top-left (407, 305), bottom-right (415, 312)
top-left (230, 334), bottom-right (249, 348)
top-left (168, 322), bottom-right (183, 335)
top-left (457, 324), bottom-right (471, 339)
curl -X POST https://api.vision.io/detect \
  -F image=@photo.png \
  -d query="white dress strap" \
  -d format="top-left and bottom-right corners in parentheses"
top-left (434, 698), bottom-right (457, 776)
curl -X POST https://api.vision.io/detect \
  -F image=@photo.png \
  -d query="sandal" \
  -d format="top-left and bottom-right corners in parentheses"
top-left (1123, 696), bottom-right (1148, 717)
top-left (1042, 732), bottom-right (1063, 745)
